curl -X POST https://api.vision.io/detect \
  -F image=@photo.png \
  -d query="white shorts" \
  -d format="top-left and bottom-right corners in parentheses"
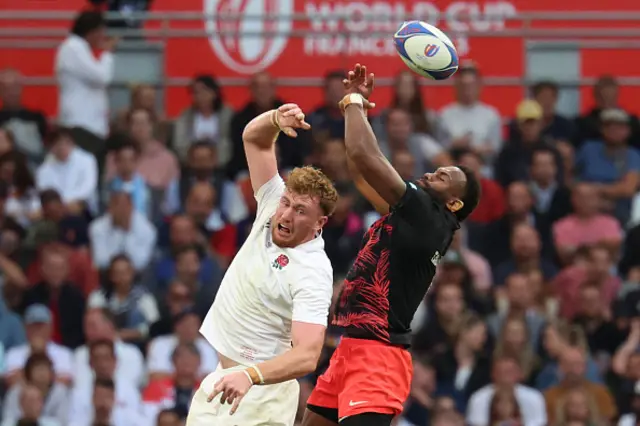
top-left (186, 364), bottom-right (300, 426)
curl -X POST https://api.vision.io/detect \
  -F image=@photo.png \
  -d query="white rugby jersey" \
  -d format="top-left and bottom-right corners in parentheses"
top-left (200, 174), bottom-right (333, 365)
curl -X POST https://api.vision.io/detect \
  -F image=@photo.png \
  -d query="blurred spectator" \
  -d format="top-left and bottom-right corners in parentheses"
top-left (4, 304), bottom-right (73, 385)
top-left (20, 249), bottom-right (86, 349)
top-left (69, 377), bottom-right (136, 426)
top-left (87, 255), bottom-right (160, 342)
top-left (544, 348), bottom-right (616, 423)
top-left (0, 127), bottom-right (15, 157)
top-left (2, 353), bottom-right (69, 424)
top-left (530, 80), bottom-right (575, 143)
top-left (228, 72), bottom-right (311, 178)
top-left (68, 340), bottom-right (142, 425)
top-left (553, 183), bottom-right (623, 265)
top-left (458, 149), bottom-right (505, 225)
top-left (620, 224), bottom-right (640, 277)
top-left (316, 138), bottom-right (350, 184)
top-left (432, 314), bottom-right (491, 412)
top-left (0, 296), bottom-right (26, 351)
top-left (488, 273), bottom-right (545, 350)
top-left (466, 355), bottom-right (546, 426)
top-left (555, 386), bottom-right (605, 426)
top-left (308, 70), bottom-right (347, 140)
top-left (0, 70), bottom-right (47, 164)
top-left (149, 280), bottom-right (196, 338)
top-left (142, 342), bottom-right (202, 422)
top-left (55, 11), bottom-right (115, 160)
top-left (575, 108), bottom-right (640, 225)
top-left (155, 408), bottom-right (181, 426)
top-left (1, 384), bottom-right (61, 426)
top-left (391, 150), bottom-right (416, 181)
top-left (112, 84), bottom-right (163, 138)
top-left (495, 100), bottom-right (563, 188)
top-left (165, 141), bottom-right (248, 225)
top-left (173, 75), bottom-right (233, 165)
top-left (146, 307), bottom-right (216, 380)
top-left (487, 388), bottom-right (523, 426)
top-left (0, 152), bottom-right (41, 227)
top-left (35, 127), bottom-right (98, 216)
top-left (322, 183), bottom-right (364, 277)
top-left (575, 75), bottom-right (640, 149)
top-left (439, 64), bottom-right (502, 160)
top-left (378, 108), bottom-right (451, 176)
top-left (493, 316), bottom-right (540, 383)
top-left (89, 0), bottom-right (153, 29)
top-left (448, 229), bottom-right (493, 294)
top-left (104, 139), bottom-right (152, 218)
top-left (89, 189), bottom-right (157, 272)
top-left (398, 355), bottom-right (436, 426)
top-left (611, 320), bottom-right (640, 413)
top-left (73, 309), bottom-right (145, 389)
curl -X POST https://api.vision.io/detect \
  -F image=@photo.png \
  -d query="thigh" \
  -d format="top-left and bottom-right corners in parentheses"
top-left (339, 413), bottom-right (394, 426)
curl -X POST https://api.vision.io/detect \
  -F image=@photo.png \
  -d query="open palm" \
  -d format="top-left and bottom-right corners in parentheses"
top-left (343, 63), bottom-right (375, 99)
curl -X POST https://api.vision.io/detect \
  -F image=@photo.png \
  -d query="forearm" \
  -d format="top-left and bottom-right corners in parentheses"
top-left (242, 110), bottom-right (280, 150)
top-left (254, 345), bottom-right (320, 385)
top-left (344, 104), bottom-right (382, 161)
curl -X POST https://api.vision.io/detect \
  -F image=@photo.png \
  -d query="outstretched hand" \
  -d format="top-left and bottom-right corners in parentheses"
top-left (340, 63), bottom-right (376, 112)
top-left (275, 104), bottom-right (311, 138)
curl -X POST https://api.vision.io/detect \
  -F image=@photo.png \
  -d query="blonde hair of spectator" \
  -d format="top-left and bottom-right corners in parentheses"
top-left (494, 315), bottom-right (539, 380)
top-left (554, 386), bottom-right (603, 426)
top-left (285, 166), bottom-right (338, 217)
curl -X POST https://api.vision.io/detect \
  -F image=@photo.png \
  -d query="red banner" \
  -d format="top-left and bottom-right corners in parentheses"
top-left (3, 0), bottom-right (640, 118)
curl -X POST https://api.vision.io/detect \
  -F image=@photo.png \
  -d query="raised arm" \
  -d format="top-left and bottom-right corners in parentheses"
top-left (242, 104), bottom-right (310, 193)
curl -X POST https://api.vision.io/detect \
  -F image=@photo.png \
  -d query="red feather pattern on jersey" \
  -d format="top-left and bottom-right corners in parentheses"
top-left (333, 215), bottom-right (393, 342)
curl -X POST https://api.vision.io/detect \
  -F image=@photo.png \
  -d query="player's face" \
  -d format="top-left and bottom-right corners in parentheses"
top-left (416, 166), bottom-right (465, 210)
top-left (272, 190), bottom-right (327, 248)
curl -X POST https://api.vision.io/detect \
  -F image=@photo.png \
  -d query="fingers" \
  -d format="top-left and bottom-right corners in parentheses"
top-left (282, 127), bottom-right (298, 138)
top-left (207, 380), bottom-right (224, 402)
top-left (230, 395), bottom-right (244, 415)
top-left (278, 103), bottom-right (299, 113)
top-left (366, 73), bottom-right (375, 89)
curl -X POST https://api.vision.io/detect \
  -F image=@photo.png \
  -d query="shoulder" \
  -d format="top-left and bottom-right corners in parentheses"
top-left (73, 147), bottom-right (96, 164)
top-left (286, 252), bottom-right (333, 289)
top-left (6, 344), bottom-right (27, 359)
top-left (117, 341), bottom-right (144, 360)
top-left (89, 215), bottom-right (109, 233)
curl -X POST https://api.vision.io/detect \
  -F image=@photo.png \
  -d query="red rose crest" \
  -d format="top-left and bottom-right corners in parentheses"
top-left (272, 254), bottom-right (289, 270)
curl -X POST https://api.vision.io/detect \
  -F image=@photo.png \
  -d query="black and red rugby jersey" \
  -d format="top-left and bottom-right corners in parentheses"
top-left (333, 181), bottom-right (459, 347)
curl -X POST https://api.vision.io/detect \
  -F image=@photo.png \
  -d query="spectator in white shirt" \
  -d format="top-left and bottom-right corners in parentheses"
top-left (146, 308), bottom-right (217, 381)
top-left (73, 308), bottom-right (145, 389)
top-left (35, 127), bottom-right (98, 216)
top-left (466, 355), bottom-right (546, 426)
top-left (55, 11), bottom-right (116, 158)
top-left (68, 340), bottom-right (142, 426)
top-left (89, 188), bottom-right (157, 272)
top-left (69, 377), bottom-right (137, 426)
top-left (3, 304), bottom-right (74, 386)
top-left (1, 384), bottom-right (61, 426)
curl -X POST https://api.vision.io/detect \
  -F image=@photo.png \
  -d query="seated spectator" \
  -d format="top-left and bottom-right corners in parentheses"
top-left (487, 273), bottom-right (546, 351)
top-left (0, 296), bottom-right (26, 351)
top-left (315, 138), bottom-right (351, 184)
top-left (73, 309), bottom-right (144, 389)
top-left (544, 347), bottom-right (616, 423)
top-left (1, 384), bottom-right (61, 426)
top-left (378, 108), bottom-right (451, 175)
top-left (106, 108), bottom-right (179, 194)
top-left (68, 340), bottom-right (142, 425)
top-left (142, 342), bottom-right (202, 423)
top-left (155, 408), bottom-right (181, 426)
top-left (553, 245), bottom-right (621, 320)
top-left (89, 189), bottom-right (157, 272)
top-left (69, 378), bottom-right (137, 426)
top-left (307, 70), bottom-right (347, 140)
top-left (103, 139), bottom-right (152, 219)
top-left (35, 127), bottom-right (98, 216)
top-left (611, 320), bottom-right (640, 414)
top-left (447, 229), bottom-right (493, 294)
top-left (112, 84), bottom-right (165, 140)
top-left (172, 74), bottom-right (233, 164)
top-left (529, 80), bottom-right (575, 143)
top-left (432, 314), bottom-right (491, 412)
top-left (146, 308), bottom-right (217, 381)
top-left (164, 141), bottom-right (248, 228)
top-left (487, 388), bottom-right (522, 426)
top-left (397, 355), bottom-right (436, 426)
top-left (438, 64), bottom-right (502, 161)
top-left (391, 149), bottom-right (416, 181)
top-left (493, 223), bottom-right (557, 287)
top-left (467, 355), bottom-right (546, 426)
top-left (87, 255), bottom-right (159, 343)
top-left (0, 151), bottom-right (41, 227)
top-left (575, 108), bottom-right (640, 225)
top-left (436, 254), bottom-right (493, 316)
top-left (4, 305), bottom-right (73, 385)
top-left (20, 250), bottom-right (86, 349)
top-left (554, 386), bottom-right (605, 426)
top-left (620, 223), bottom-right (640, 278)
top-left (457, 149), bottom-right (505, 225)
top-left (493, 316), bottom-right (540, 384)
top-left (2, 353), bottom-right (69, 424)
top-left (0, 69), bottom-right (47, 164)
top-left (149, 280), bottom-right (197, 338)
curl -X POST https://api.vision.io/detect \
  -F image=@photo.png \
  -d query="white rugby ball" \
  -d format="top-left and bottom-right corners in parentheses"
top-left (393, 20), bottom-right (459, 80)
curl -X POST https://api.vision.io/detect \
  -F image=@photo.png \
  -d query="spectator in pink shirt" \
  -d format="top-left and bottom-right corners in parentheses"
top-left (553, 183), bottom-right (623, 265)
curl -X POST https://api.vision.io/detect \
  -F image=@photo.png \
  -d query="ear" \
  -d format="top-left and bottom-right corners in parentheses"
top-left (447, 199), bottom-right (464, 213)
top-left (316, 216), bottom-right (329, 231)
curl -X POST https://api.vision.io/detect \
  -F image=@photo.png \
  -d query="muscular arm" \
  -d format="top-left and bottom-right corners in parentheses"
top-left (242, 110), bottom-right (281, 193)
top-left (254, 322), bottom-right (325, 384)
top-left (343, 102), bottom-right (406, 207)
top-left (346, 155), bottom-right (389, 215)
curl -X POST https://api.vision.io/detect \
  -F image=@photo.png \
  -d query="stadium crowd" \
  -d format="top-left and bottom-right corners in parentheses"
top-left (0, 9), bottom-right (640, 426)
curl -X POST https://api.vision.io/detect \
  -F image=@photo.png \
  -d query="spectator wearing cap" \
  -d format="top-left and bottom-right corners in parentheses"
top-left (35, 127), bottom-right (98, 216)
top-left (142, 342), bottom-right (202, 423)
top-left (308, 70), bottom-right (348, 140)
top-left (575, 107), bottom-right (640, 225)
top-left (55, 11), bottom-right (115, 157)
top-left (172, 74), bottom-right (233, 165)
top-left (3, 304), bottom-right (74, 386)
top-left (89, 188), bottom-right (157, 272)
top-left (438, 64), bottom-right (502, 162)
top-left (575, 75), bottom-right (640, 149)
top-left (146, 307), bottom-right (217, 381)
top-left (495, 100), bottom-right (563, 188)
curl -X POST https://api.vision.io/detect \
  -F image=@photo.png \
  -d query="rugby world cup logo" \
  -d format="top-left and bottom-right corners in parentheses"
top-left (424, 44), bottom-right (440, 57)
top-left (204, 0), bottom-right (293, 74)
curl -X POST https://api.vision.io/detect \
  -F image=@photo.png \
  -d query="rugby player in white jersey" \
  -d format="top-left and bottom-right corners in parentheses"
top-left (186, 103), bottom-right (338, 426)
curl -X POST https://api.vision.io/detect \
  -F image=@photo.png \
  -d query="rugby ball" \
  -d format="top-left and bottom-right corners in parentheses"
top-left (393, 21), bottom-right (459, 80)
